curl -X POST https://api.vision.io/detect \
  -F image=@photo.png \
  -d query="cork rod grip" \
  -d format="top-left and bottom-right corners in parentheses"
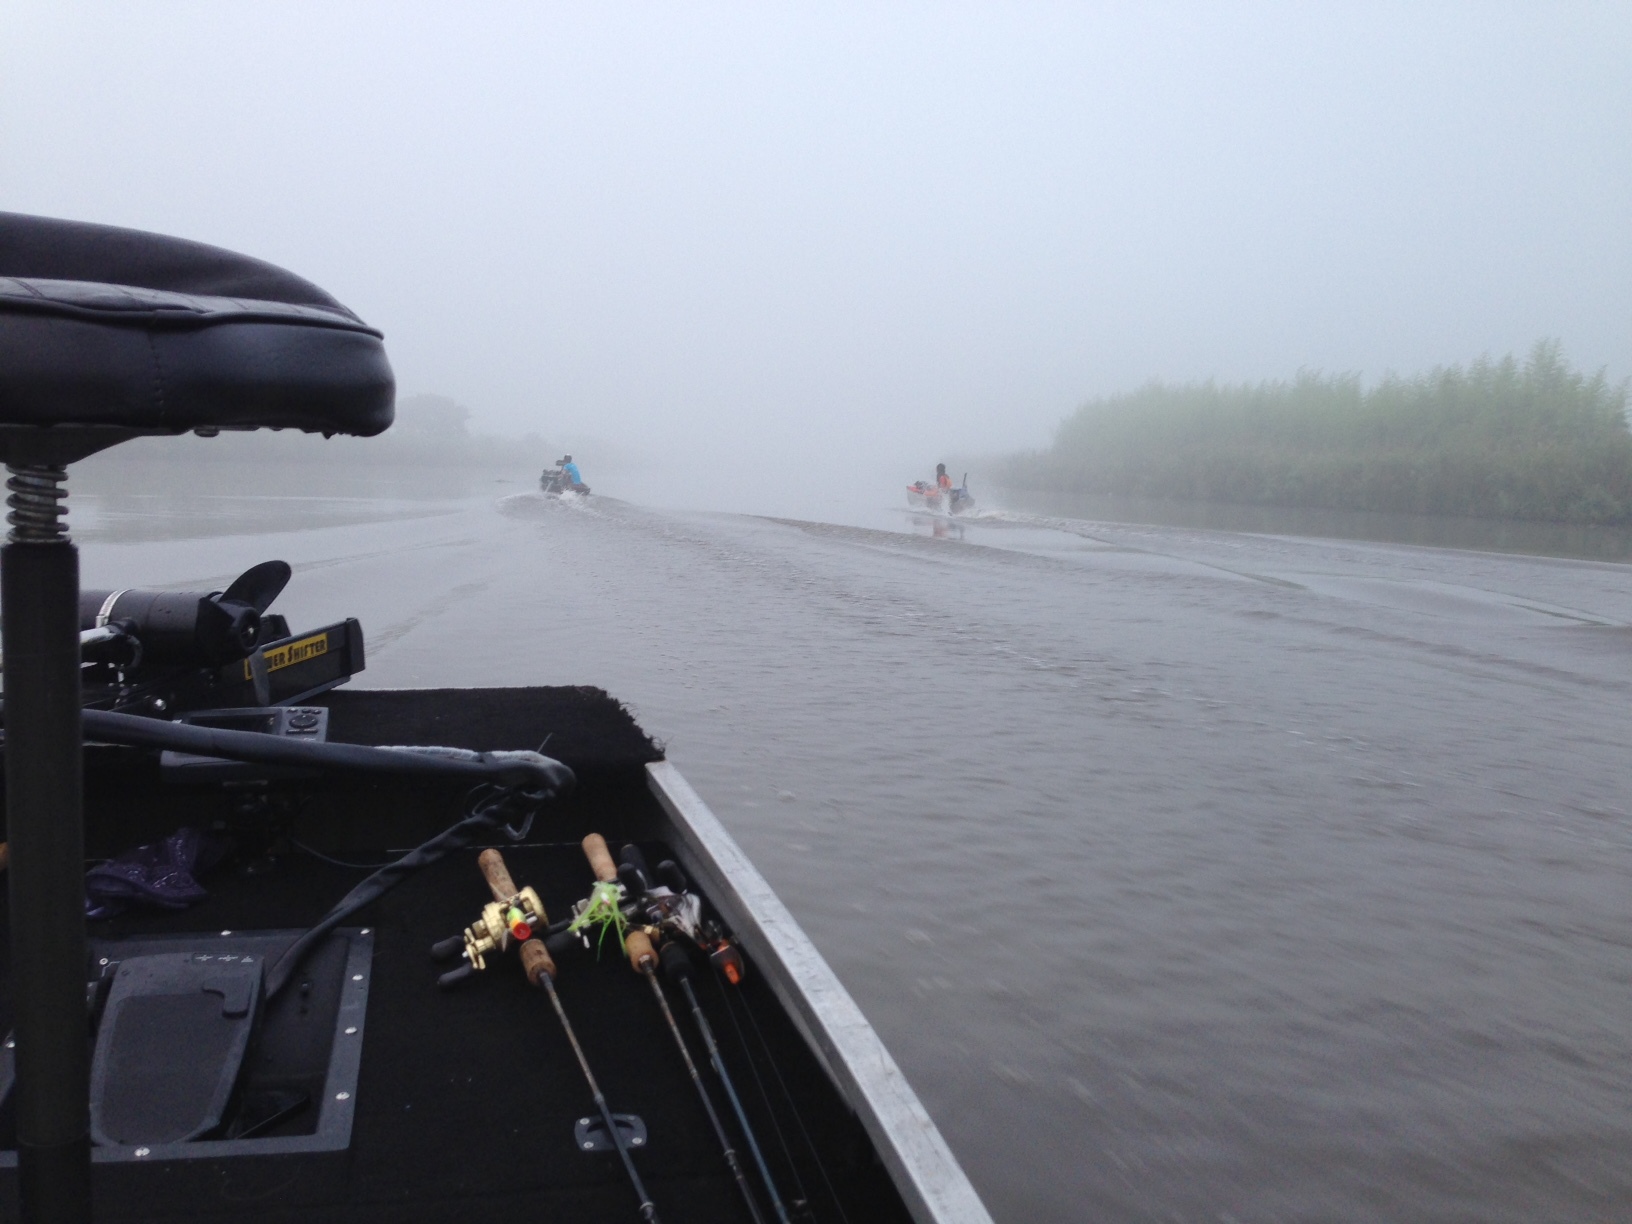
top-left (625, 928), bottom-right (658, 973)
top-left (582, 833), bottom-right (618, 883)
top-left (520, 938), bottom-right (556, 985)
top-left (478, 848), bottom-right (519, 902)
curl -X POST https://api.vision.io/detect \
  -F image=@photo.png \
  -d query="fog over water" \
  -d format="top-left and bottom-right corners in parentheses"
top-left (7, 6), bottom-right (1632, 1221)
top-left (4, 4), bottom-right (1631, 514)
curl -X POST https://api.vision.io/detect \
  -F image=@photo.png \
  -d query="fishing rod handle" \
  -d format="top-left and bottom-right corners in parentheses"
top-left (626, 927), bottom-right (658, 973)
top-left (520, 937), bottom-right (556, 986)
top-left (429, 933), bottom-right (466, 961)
top-left (582, 833), bottom-right (618, 883)
top-left (478, 847), bottom-right (519, 902)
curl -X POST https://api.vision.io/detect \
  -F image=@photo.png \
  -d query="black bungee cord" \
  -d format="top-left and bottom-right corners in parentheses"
top-left (9, 699), bottom-right (578, 1001)
top-left (266, 782), bottom-right (553, 999)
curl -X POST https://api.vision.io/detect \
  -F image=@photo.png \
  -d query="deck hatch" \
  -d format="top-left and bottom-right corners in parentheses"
top-left (0, 927), bottom-right (372, 1165)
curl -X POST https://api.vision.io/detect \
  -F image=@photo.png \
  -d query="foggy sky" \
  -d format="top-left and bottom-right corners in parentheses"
top-left (3, 3), bottom-right (1629, 512)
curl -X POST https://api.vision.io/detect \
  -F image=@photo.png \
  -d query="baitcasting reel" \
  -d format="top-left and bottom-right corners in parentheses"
top-left (432, 850), bottom-right (549, 989)
top-left (547, 836), bottom-right (747, 986)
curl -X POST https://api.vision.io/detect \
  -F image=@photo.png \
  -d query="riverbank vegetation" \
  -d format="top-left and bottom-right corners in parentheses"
top-left (999, 343), bottom-right (1632, 523)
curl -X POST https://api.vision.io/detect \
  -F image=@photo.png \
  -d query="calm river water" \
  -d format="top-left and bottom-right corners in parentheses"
top-left (76, 484), bottom-right (1632, 1223)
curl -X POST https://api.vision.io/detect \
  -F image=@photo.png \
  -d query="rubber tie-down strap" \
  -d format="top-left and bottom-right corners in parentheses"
top-left (264, 784), bottom-right (549, 999)
top-left (71, 708), bottom-right (574, 793)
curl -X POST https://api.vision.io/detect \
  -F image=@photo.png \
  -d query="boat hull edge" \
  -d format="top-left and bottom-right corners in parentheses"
top-left (644, 760), bottom-right (994, 1224)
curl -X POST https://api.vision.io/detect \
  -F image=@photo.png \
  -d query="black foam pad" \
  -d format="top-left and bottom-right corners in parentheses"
top-left (89, 953), bottom-right (262, 1146)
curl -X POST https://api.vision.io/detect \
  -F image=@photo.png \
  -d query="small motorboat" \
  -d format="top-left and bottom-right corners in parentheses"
top-left (906, 474), bottom-right (975, 516)
top-left (905, 479), bottom-right (944, 511)
top-left (541, 466), bottom-right (590, 496)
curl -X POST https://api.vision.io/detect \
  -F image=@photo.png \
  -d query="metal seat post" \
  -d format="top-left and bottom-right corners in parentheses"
top-left (3, 459), bottom-right (91, 1223)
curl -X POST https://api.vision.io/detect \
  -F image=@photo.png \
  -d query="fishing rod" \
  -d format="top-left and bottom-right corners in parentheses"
top-left (659, 935), bottom-right (793, 1224)
top-left (573, 838), bottom-right (791, 1224)
top-left (544, 839), bottom-right (747, 1005)
top-left (433, 848), bottom-right (662, 1224)
top-left (577, 836), bottom-right (767, 1224)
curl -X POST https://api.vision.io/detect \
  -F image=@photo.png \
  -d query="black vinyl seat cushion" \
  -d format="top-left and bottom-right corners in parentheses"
top-left (0, 212), bottom-right (393, 441)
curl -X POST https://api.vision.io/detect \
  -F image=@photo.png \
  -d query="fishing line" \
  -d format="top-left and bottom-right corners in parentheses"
top-left (662, 943), bottom-right (793, 1224)
top-left (723, 976), bottom-right (852, 1224)
top-left (711, 967), bottom-right (836, 1224)
top-left (288, 838), bottom-right (397, 871)
top-left (626, 931), bottom-right (766, 1224)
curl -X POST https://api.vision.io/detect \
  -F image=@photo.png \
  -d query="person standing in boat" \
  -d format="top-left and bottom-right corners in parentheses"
top-left (936, 463), bottom-right (952, 494)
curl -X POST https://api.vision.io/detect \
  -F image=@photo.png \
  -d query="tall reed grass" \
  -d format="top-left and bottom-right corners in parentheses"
top-left (999, 343), bottom-right (1632, 523)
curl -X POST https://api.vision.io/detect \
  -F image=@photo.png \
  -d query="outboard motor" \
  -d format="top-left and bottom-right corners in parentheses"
top-left (80, 560), bottom-right (291, 667)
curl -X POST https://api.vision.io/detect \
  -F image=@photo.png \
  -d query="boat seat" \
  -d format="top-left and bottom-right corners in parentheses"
top-left (0, 212), bottom-right (393, 464)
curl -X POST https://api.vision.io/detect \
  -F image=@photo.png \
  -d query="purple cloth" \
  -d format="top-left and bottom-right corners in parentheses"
top-left (85, 827), bottom-right (229, 919)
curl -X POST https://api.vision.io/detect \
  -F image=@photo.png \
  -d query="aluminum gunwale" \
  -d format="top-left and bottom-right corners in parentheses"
top-left (645, 760), bottom-right (993, 1224)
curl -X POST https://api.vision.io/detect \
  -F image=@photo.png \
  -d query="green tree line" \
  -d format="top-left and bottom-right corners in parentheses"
top-left (999, 343), bottom-right (1632, 523)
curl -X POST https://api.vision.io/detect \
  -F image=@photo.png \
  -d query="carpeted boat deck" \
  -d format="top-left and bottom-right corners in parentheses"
top-left (0, 687), bottom-right (912, 1223)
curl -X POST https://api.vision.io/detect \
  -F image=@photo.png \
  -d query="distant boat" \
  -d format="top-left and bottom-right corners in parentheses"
top-left (541, 463), bottom-right (590, 495)
top-left (907, 473), bottom-right (975, 515)
top-left (906, 479), bottom-right (944, 511)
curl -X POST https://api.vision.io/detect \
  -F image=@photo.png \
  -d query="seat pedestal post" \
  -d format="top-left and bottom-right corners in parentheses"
top-left (3, 522), bottom-right (92, 1222)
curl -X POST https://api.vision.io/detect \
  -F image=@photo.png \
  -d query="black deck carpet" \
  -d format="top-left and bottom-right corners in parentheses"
top-left (317, 685), bottom-right (664, 774)
top-left (0, 687), bottom-right (912, 1224)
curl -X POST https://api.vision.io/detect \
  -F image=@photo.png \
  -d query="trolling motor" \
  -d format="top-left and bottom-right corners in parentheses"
top-left (70, 558), bottom-right (366, 714)
top-left (80, 559), bottom-right (291, 669)
top-left (0, 559), bottom-right (290, 681)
